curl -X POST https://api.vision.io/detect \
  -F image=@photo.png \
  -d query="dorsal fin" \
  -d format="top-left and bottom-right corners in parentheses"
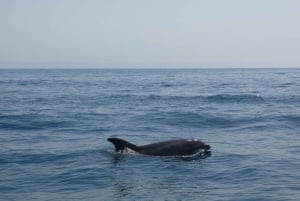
top-left (107, 138), bottom-right (138, 152)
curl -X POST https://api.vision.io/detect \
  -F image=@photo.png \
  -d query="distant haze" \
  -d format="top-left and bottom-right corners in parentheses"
top-left (1, 0), bottom-right (300, 68)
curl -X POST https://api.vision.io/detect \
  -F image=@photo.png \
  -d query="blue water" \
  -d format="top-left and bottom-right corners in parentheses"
top-left (1, 69), bottom-right (300, 201)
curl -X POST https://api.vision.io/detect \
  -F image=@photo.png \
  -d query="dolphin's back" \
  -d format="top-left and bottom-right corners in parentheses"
top-left (138, 139), bottom-right (201, 156)
top-left (107, 138), bottom-right (210, 156)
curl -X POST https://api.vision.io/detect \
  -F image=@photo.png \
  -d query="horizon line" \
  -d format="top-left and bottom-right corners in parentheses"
top-left (0, 66), bottom-right (300, 70)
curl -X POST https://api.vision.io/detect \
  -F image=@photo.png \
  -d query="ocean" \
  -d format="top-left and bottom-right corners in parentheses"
top-left (1, 68), bottom-right (300, 201)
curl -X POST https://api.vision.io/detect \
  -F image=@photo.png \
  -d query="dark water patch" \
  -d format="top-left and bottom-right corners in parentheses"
top-left (149, 81), bottom-right (175, 88)
top-left (0, 186), bottom-right (18, 192)
top-left (160, 82), bottom-right (173, 87)
top-left (278, 115), bottom-right (300, 127)
top-left (13, 79), bottom-right (53, 87)
top-left (274, 82), bottom-right (295, 88)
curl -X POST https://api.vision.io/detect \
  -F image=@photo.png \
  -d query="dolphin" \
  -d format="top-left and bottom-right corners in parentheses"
top-left (107, 137), bottom-right (210, 156)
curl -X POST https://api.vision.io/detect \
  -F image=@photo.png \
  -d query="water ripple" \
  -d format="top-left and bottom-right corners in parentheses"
top-left (1, 69), bottom-right (300, 201)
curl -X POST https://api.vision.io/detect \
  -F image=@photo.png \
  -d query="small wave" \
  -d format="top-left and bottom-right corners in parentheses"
top-left (0, 152), bottom-right (64, 164)
top-left (0, 120), bottom-right (71, 131)
top-left (204, 94), bottom-right (264, 103)
top-left (271, 95), bottom-right (300, 104)
top-left (0, 149), bottom-right (100, 165)
top-left (137, 111), bottom-right (240, 128)
top-left (274, 82), bottom-right (295, 88)
top-left (104, 94), bottom-right (265, 104)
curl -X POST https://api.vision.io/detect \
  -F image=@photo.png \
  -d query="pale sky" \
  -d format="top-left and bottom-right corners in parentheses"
top-left (1, 0), bottom-right (300, 68)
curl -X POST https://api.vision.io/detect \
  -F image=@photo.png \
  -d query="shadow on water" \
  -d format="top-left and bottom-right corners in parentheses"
top-left (108, 150), bottom-right (212, 164)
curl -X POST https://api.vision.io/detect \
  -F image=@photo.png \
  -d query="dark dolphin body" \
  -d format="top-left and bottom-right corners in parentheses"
top-left (107, 138), bottom-right (210, 156)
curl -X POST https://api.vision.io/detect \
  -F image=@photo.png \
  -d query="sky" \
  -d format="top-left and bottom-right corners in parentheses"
top-left (0, 0), bottom-right (300, 68)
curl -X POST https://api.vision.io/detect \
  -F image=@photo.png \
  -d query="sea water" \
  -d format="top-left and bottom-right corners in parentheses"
top-left (1, 69), bottom-right (300, 201)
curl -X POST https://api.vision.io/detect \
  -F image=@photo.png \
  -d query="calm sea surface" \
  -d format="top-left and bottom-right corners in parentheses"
top-left (1, 69), bottom-right (300, 201)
